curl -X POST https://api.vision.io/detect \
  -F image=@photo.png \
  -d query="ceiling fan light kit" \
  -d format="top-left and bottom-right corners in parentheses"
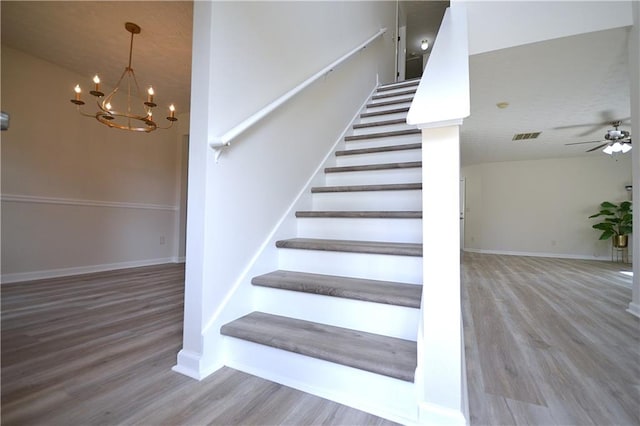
top-left (70, 22), bottom-right (177, 133)
top-left (565, 120), bottom-right (632, 155)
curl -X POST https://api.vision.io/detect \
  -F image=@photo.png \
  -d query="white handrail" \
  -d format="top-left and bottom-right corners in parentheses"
top-left (209, 28), bottom-right (387, 150)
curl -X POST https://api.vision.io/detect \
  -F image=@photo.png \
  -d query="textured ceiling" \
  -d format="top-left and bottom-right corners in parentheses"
top-left (462, 26), bottom-right (631, 165)
top-left (1, 1), bottom-right (193, 115)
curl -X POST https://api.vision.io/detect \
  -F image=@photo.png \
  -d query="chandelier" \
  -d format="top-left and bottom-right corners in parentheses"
top-left (70, 22), bottom-right (177, 133)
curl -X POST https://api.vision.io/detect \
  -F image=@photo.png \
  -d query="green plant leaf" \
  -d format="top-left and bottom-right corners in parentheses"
top-left (599, 230), bottom-right (614, 240)
top-left (620, 201), bottom-right (632, 211)
top-left (600, 201), bottom-right (617, 208)
top-left (593, 223), bottom-right (613, 231)
top-left (619, 225), bottom-right (632, 235)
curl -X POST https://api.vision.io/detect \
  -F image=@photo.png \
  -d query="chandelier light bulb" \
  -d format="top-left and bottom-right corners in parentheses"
top-left (71, 84), bottom-right (85, 105)
top-left (105, 102), bottom-right (112, 110)
top-left (603, 144), bottom-right (614, 155)
top-left (621, 143), bottom-right (632, 153)
top-left (90, 75), bottom-right (103, 97)
top-left (611, 142), bottom-right (623, 153)
top-left (421, 40), bottom-right (429, 51)
top-left (167, 104), bottom-right (177, 121)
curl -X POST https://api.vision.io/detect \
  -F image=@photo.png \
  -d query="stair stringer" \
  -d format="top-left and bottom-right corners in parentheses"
top-left (173, 84), bottom-right (379, 380)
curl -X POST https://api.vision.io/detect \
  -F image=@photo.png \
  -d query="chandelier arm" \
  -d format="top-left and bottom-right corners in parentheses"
top-left (75, 105), bottom-right (98, 118)
top-left (155, 120), bottom-right (177, 130)
top-left (70, 22), bottom-right (175, 132)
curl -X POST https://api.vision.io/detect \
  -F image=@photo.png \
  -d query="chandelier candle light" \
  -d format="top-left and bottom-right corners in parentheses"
top-left (70, 22), bottom-right (177, 132)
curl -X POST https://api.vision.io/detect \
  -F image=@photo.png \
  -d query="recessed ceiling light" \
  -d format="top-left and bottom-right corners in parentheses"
top-left (496, 102), bottom-right (509, 109)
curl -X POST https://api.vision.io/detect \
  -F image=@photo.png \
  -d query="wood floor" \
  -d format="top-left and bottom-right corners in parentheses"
top-left (2, 254), bottom-right (638, 425)
top-left (462, 252), bottom-right (640, 426)
top-left (1, 264), bottom-right (393, 426)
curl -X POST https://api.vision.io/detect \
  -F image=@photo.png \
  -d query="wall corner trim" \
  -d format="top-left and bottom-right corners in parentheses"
top-left (627, 302), bottom-right (640, 318)
top-left (0, 193), bottom-right (178, 211)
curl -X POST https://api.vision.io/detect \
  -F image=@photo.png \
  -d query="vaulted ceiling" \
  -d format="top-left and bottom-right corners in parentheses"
top-left (1, 1), bottom-right (632, 166)
top-left (1, 1), bottom-right (193, 115)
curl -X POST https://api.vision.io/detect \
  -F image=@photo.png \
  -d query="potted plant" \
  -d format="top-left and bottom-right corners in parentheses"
top-left (589, 201), bottom-right (633, 247)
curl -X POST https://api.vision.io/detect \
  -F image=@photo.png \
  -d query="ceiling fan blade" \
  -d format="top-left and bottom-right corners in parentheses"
top-left (564, 140), bottom-right (603, 146)
top-left (586, 143), bottom-right (609, 153)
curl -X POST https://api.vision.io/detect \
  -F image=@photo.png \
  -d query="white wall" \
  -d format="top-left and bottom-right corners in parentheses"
top-left (176, 1), bottom-right (397, 378)
top-left (629, 0), bottom-right (640, 317)
top-left (1, 46), bottom-right (185, 282)
top-left (462, 155), bottom-right (632, 259)
top-left (464, 1), bottom-right (633, 55)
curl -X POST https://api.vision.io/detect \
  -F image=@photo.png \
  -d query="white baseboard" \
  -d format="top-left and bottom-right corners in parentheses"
top-left (1, 257), bottom-right (182, 284)
top-left (627, 302), bottom-right (640, 318)
top-left (418, 401), bottom-right (467, 426)
top-left (172, 349), bottom-right (221, 381)
top-left (463, 248), bottom-right (607, 261)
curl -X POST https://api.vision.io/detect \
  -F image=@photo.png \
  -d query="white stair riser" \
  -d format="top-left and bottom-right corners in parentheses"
top-left (278, 249), bottom-right (423, 284)
top-left (370, 94), bottom-right (414, 105)
top-left (377, 83), bottom-right (419, 95)
top-left (364, 101), bottom-right (413, 114)
top-left (312, 190), bottom-right (421, 211)
top-left (312, 190), bottom-right (422, 211)
top-left (325, 168), bottom-right (422, 186)
top-left (252, 286), bottom-right (419, 340)
top-left (223, 338), bottom-right (418, 424)
top-left (351, 123), bottom-right (414, 136)
top-left (344, 134), bottom-right (422, 150)
top-left (359, 111), bottom-right (408, 124)
top-left (335, 149), bottom-right (422, 167)
top-left (297, 217), bottom-right (422, 243)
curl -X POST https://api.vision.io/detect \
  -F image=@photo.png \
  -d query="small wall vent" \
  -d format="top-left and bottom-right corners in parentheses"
top-left (512, 132), bottom-right (541, 141)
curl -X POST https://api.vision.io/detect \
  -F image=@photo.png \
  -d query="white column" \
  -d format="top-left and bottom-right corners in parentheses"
top-left (418, 125), bottom-right (466, 424)
top-left (629, 0), bottom-right (640, 318)
top-left (173, 0), bottom-right (215, 378)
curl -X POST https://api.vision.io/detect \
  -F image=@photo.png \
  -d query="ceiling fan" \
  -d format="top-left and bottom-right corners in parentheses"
top-left (564, 121), bottom-right (632, 154)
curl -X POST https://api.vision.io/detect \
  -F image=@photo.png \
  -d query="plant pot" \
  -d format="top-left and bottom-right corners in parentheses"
top-left (613, 235), bottom-right (628, 248)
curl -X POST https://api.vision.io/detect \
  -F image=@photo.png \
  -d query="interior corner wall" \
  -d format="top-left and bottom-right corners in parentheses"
top-left (1, 46), bottom-right (184, 282)
top-left (178, 0), bottom-right (396, 376)
top-left (462, 155), bottom-right (632, 259)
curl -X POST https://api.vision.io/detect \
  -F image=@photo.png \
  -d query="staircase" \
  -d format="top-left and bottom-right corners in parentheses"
top-left (221, 78), bottom-right (423, 423)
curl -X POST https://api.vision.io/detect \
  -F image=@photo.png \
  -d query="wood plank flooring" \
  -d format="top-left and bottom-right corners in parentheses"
top-left (2, 254), bottom-right (638, 425)
top-left (1, 264), bottom-right (394, 426)
top-left (462, 252), bottom-right (640, 426)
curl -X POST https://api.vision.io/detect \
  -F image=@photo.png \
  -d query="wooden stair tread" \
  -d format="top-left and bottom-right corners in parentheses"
top-left (252, 270), bottom-right (422, 308)
top-left (221, 312), bottom-right (417, 381)
top-left (377, 79), bottom-right (420, 92)
top-left (311, 182), bottom-right (421, 193)
top-left (275, 238), bottom-right (422, 257)
top-left (295, 210), bottom-right (422, 219)
top-left (360, 107), bottom-right (409, 118)
top-left (325, 161), bottom-right (421, 173)
top-left (372, 89), bottom-right (416, 100)
top-left (345, 129), bottom-right (420, 142)
top-left (366, 98), bottom-right (413, 108)
top-left (353, 118), bottom-right (407, 129)
top-left (336, 143), bottom-right (421, 157)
